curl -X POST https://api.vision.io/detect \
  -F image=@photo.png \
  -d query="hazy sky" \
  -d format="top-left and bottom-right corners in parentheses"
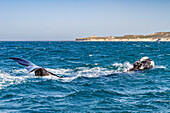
top-left (0, 0), bottom-right (170, 41)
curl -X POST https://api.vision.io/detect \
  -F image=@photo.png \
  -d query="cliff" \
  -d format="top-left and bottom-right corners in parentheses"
top-left (76, 32), bottom-right (170, 41)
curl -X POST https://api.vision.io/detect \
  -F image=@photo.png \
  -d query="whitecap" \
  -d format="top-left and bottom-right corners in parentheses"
top-left (45, 62), bottom-right (133, 79)
top-left (154, 65), bottom-right (167, 69)
top-left (12, 69), bottom-right (28, 74)
top-left (112, 62), bottom-right (133, 72)
top-left (0, 61), bottom-right (134, 85)
top-left (0, 70), bottom-right (34, 89)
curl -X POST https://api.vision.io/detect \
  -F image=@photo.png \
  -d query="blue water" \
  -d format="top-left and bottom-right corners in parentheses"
top-left (0, 41), bottom-right (169, 112)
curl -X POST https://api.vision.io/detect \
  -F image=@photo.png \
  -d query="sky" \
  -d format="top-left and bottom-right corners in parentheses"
top-left (0, 0), bottom-right (170, 41)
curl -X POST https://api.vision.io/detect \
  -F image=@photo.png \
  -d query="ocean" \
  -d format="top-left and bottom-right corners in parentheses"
top-left (0, 41), bottom-right (169, 112)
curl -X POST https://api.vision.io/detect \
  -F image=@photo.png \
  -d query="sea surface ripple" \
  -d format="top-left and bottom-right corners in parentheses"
top-left (0, 41), bottom-right (169, 112)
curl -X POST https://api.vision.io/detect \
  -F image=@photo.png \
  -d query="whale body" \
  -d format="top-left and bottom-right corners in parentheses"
top-left (10, 57), bottom-right (61, 77)
top-left (129, 57), bottom-right (154, 71)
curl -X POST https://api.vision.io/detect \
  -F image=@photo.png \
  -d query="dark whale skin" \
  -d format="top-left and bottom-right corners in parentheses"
top-left (129, 57), bottom-right (154, 71)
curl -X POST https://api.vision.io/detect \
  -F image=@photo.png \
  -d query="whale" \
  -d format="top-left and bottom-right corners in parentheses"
top-left (10, 57), bottom-right (62, 77)
top-left (129, 56), bottom-right (154, 71)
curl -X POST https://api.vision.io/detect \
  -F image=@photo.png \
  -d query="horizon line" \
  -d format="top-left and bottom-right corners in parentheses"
top-left (0, 40), bottom-right (75, 41)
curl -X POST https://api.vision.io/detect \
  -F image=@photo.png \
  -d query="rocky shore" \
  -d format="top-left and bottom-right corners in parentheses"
top-left (76, 32), bottom-right (170, 41)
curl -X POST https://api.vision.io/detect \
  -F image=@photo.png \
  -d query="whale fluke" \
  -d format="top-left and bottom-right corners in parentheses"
top-left (10, 57), bottom-right (41, 72)
top-left (10, 57), bottom-right (61, 77)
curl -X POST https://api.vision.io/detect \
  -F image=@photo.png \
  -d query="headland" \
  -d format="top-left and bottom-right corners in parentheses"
top-left (76, 32), bottom-right (170, 41)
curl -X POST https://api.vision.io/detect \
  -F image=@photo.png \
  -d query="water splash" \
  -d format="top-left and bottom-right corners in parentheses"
top-left (154, 65), bottom-right (167, 69)
top-left (112, 62), bottom-right (133, 72)
top-left (0, 62), bottom-right (133, 87)
top-left (1, 62), bottom-right (156, 88)
top-left (0, 70), bottom-right (33, 89)
top-left (46, 62), bottom-right (133, 78)
top-left (12, 69), bottom-right (29, 74)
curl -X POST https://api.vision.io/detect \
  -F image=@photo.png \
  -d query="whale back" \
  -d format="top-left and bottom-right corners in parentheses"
top-left (35, 68), bottom-right (50, 76)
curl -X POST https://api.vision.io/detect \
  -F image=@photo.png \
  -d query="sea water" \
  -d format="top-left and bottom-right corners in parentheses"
top-left (0, 41), bottom-right (169, 112)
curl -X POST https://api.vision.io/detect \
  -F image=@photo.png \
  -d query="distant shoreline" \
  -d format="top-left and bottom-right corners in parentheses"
top-left (0, 40), bottom-right (75, 42)
top-left (76, 32), bottom-right (170, 42)
top-left (0, 40), bottom-right (170, 43)
top-left (0, 40), bottom-right (170, 42)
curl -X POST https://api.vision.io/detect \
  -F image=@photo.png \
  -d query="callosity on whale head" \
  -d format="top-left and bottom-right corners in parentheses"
top-left (129, 56), bottom-right (154, 71)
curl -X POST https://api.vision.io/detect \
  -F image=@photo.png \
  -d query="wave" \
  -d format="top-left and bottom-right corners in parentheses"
top-left (154, 65), bottom-right (167, 69)
top-left (12, 69), bottom-right (30, 74)
top-left (112, 62), bottom-right (133, 72)
top-left (0, 70), bottom-right (34, 89)
top-left (45, 62), bottom-right (133, 79)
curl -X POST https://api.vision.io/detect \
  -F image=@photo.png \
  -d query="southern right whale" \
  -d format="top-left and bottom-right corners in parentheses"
top-left (129, 56), bottom-right (154, 71)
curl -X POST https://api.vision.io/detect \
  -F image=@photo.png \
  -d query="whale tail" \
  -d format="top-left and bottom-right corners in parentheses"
top-left (10, 57), bottom-right (61, 77)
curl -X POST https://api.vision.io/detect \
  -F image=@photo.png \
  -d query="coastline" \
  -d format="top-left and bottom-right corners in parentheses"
top-left (76, 32), bottom-right (170, 42)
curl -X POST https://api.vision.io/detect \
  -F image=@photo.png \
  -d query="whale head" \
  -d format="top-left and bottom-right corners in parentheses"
top-left (140, 56), bottom-right (149, 61)
top-left (129, 57), bottom-right (154, 71)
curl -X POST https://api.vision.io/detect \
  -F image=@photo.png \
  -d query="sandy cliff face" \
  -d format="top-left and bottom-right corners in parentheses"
top-left (76, 32), bottom-right (170, 41)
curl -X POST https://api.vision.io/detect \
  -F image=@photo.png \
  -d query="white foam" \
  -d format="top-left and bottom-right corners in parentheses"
top-left (42, 75), bottom-right (78, 82)
top-left (46, 68), bottom-right (73, 75)
top-left (0, 70), bottom-right (34, 89)
top-left (145, 45), bottom-right (150, 47)
top-left (0, 62), bottom-right (134, 87)
top-left (77, 67), bottom-right (112, 77)
top-left (155, 65), bottom-right (167, 69)
top-left (12, 69), bottom-right (28, 74)
top-left (112, 62), bottom-right (133, 72)
top-left (46, 62), bottom-right (133, 79)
